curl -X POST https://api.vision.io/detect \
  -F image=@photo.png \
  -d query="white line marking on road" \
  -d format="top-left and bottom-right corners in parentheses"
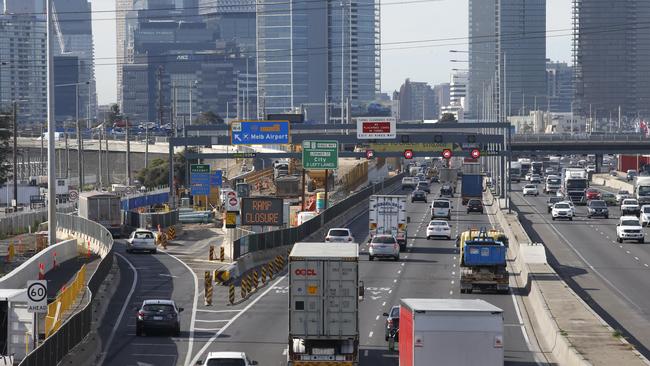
top-left (452, 271), bottom-right (455, 275)
top-left (132, 353), bottom-right (177, 357)
top-left (195, 319), bottom-right (229, 323)
top-left (369, 331), bottom-right (374, 338)
top-left (626, 251), bottom-right (631, 254)
top-left (449, 290), bottom-right (453, 295)
top-left (645, 264), bottom-right (649, 267)
top-left (196, 309), bottom-right (242, 313)
top-left (382, 301), bottom-right (386, 307)
top-left (194, 327), bottom-right (222, 332)
top-left (634, 257), bottom-right (639, 260)
top-left (393, 279), bottom-right (397, 283)
top-left (450, 280), bottom-right (454, 285)
top-left (375, 315), bottom-right (380, 321)
top-left (397, 270), bottom-right (401, 274)
top-left (190, 275), bottom-right (287, 366)
top-left (388, 289), bottom-right (392, 294)
top-left (400, 263), bottom-right (405, 266)
top-left (97, 253), bottom-right (138, 366)
top-left (163, 251), bottom-right (199, 366)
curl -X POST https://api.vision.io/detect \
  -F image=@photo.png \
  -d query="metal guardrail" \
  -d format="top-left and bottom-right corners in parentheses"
top-left (234, 173), bottom-right (404, 258)
top-left (513, 133), bottom-right (650, 143)
top-left (19, 214), bottom-right (114, 366)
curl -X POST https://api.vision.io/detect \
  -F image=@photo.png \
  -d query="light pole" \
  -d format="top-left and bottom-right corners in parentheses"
top-left (47, 0), bottom-right (56, 250)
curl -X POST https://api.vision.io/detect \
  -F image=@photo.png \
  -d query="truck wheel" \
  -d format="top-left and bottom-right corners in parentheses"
top-left (369, 255), bottom-right (374, 261)
top-left (617, 237), bottom-right (623, 243)
top-left (460, 288), bottom-right (466, 294)
top-left (552, 217), bottom-right (555, 221)
top-left (394, 255), bottom-right (400, 261)
top-left (569, 217), bottom-right (573, 221)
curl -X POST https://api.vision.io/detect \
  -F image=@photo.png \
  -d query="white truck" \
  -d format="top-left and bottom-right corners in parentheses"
top-left (438, 168), bottom-right (458, 192)
top-left (288, 243), bottom-right (362, 366)
top-left (369, 195), bottom-right (408, 250)
top-left (78, 191), bottom-right (123, 237)
top-left (544, 175), bottom-right (562, 194)
top-left (399, 298), bottom-right (504, 366)
top-left (561, 168), bottom-right (589, 204)
top-left (634, 176), bottom-right (650, 205)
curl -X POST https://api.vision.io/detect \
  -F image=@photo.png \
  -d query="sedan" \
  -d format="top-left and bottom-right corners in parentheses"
top-left (587, 200), bottom-right (609, 218)
top-left (466, 199), bottom-right (484, 214)
top-left (602, 192), bottom-right (617, 206)
top-left (616, 190), bottom-right (631, 204)
top-left (585, 188), bottom-right (601, 201)
top-left (136, 299), bottom-right (183, 336)
top-left (552, 202), bottom-right (574, 221)
top-left (426, 220), bottom-right (452, 240)
top-left (530, 174), bottom-right (542, 184)
top-left (325, 228), bottom-right (355, 242)
top-left (411, 189), bottom-right (427, 203)
top-left (522, 184), bottom-right (539, 196)
top-left (369, 235), bottom-right (400, 261)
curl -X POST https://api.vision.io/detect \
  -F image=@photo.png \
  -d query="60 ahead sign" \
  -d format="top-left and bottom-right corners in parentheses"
top-left (27, 280), bottom-right (47, 313)
top-left (302, 140), bottom-right (339, 170)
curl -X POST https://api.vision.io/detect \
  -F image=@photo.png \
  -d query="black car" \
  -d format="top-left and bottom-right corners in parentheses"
top-left (440, 185), bottom-right (453, 197)
top-left (411, 189), bottom-right (427, 203)
top-left (383, 305), bottom-right (400, 341)
top-left (587, 200), bottom-right (609, 219)
top-left (136, 299), bottom-right (183, 336)
top-left (416, 181), bottom-right (430, 193)
top-left (466, 199), bottom-right (483, 214)
top-left (546, 196), bottom-right (564, 213)
top-left (430, 176), bottom-right (440, 183)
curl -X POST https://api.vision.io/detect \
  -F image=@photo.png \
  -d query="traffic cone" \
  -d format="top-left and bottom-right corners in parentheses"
top-left (38, 263), bottom-right (45, 280)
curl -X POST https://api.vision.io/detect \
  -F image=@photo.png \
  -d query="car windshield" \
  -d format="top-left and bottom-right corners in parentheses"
top-left (429, 221), bottom-right (448, 227)
top-left (329, 230), bottom-right (349, 237)
top-left (643, 207), bottom-right (650, 213)
top-left (555, 204), bottom-right (570, 209)
top-left (548, 179), bottom-right (561, 184)
top-left (468, 200), bottom-right (481, 205)
top-left (623, 200), bottom-right (638, 205)
top-left (418, 182), bottom-right (428, 187)
top-left (134, 232), bottom-right (154, 239)
top-left (549, 197), bottom-right (562, 203)
top-left (206, 359), bottom-right (246, 366)
top-left (143, 304), bottom-right (174, 313)
top-left (619, 190), bottom-right (630, 195)
top-left (390, 307), bottom-right (400, 318)
top-left (622, 220), bottom-right (640, 226)
top-left (590, 201), bottom-right (606, 207)
top-left (372, 236), bottom-right (396, 244)
top-left (525, 185), bottom-right (535, 188)
top-left (433, 201), bottom-right (450, 208)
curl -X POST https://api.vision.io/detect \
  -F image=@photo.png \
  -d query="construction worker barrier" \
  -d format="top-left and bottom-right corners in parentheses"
top-left (209, 245), bottom-right (215, 261)
top-left (214, 269), bottom-right (230, 284)
top-left (219, 246), bottom-right (225, 261)
top-left (244, 275), bottom-right (251, 294)
top-left (45, 265), bottom-right (87, 337)
top-left (167, 226), bottom-right (176, 240)
top-left (261, 265), bottom-right (267, 285)
top-left (204, 271), bottom-right (213, 306)
top-left (38, 263), bottom-right (45, 280)
top-left (229, 284), bottom-right (235, 305)
top-left (253, 270), bottom-right (259, 290)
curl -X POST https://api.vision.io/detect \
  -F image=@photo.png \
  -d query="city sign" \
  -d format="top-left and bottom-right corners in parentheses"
top-left (356, 117), bottom-right (396, 139)
top-left (241, 197), bottom-right (284, 226)
top-left (230, 121), bottom-right (290, 145)
top-left (27, 280), bottom-right (47, 313)
top-left (442, 149), bottom-right (452, 159)
top-left (302, 140), bottom-right (339, 170)
top-left (210, 170), bottom-right (223, 187)
top-left (470, 149), bottom-right (481, 159)
top-left (403, 149), bottom-right (413, 159)
top-left (190, 164), bottom-right (211, 196)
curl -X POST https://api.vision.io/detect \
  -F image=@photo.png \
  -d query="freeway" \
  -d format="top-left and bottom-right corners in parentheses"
top-left (511, 182), bottom-right (650, 359)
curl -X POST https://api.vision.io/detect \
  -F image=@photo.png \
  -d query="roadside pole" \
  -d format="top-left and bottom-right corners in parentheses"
top-left (46, 0), bottom-right (56, 246)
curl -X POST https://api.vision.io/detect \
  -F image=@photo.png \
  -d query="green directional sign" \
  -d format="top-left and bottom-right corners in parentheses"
top-left (190, 164), bottom-right (210, 173)
top-left (302, 140), bottom-right (339, 170)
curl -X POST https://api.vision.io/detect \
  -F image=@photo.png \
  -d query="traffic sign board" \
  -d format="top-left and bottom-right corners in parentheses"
top-left (357, 117), bottom-right (396, 139)
top-left (470, 149), bottom-right (481, 159)
top-left (442, 149), bottom-right (452, 159)
top-left (68, 190), bottom-right (79, 202)
top-left (191, 164), bottom-right (211, 196)
top-left (403, 149), bottom-right (413, 159)
top-left (230, 121), bottom-right (290, 145)
top-left (302, 140), bottom-right (339, 170)
top-left (210, 170), bottom-right (223, 187)
top-left (366, 150), bottom-right (374, 159)
top-left (27, 280), bottom-right (47, 313)
top-left (226, 191), bottom-right (239, 211)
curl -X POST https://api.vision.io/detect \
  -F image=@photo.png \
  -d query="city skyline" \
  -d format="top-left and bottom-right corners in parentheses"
top-left (89, 0), bottom-right (572, 105)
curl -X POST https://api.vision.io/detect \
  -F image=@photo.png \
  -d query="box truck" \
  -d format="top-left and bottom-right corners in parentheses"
top-left (399, 298), bottom-right (504, 366)
top-left (461, 174), bottom-right (483, 205)
top-left (369, 195), bottom-right (408, 250)
top-left (288, 243), bottom-right (362, 366)
top-left (78, 191), bottom-right (123, 237)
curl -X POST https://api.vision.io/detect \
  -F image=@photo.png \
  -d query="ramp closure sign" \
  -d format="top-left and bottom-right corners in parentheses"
top-left (241, 197), bottom-right (284, 226)
top-left (27, 280), bottom-right (47, 313)
top-left (302, 140), bottom-right (339, 170)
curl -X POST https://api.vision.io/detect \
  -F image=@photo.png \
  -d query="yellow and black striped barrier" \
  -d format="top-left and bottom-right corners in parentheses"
top-left (209, 245), bottom-right (215, 261)
top-left (214, 269), bottom-right (230, 284)
top-left (229, 284), bottom-right (235, 305)
top-left (268, 261), bottom-right (275, 279)
top-left (240, 282), bottom-right (247, 299)
top-left (167, 226), bottom-right (176, 240)
top-left (204, 271), bottom-right (213, 306)
top-left (261, 265), bottom-right (267, 285)
top-left (219, 246), bottom-right (225, 261)
top-left (253, 270), bottom-right (259, 290)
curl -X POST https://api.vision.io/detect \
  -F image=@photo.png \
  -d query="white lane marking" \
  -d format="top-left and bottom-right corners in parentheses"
top-left (452, 271), bottom-right (455, 275)
top-left (449, 290), bottom-right (453, 295)
top-left (194, 319), bottom-right (229, 323)
top-left (282, 348), bottom-right (288, 356)
top-left (190, 275), bottom-right (287, 365)
top-left (645, 264), bottom-right (649, 267)
top-left (162, 251), bottom-right (199, 366)
top-left (97, 253), bottom-right (138, 366)
top-left (388, 289), bottom-right (393, 294)
top-left (397, 270), bottom-right (401, 274)
top-left (132, 353), bottom-right (177, 357)
top-left (393, 279), bottom-right (397, 283)
top-left (400, 263), bottom-right (405, 266)
top-left (382, 301), bottom-right (386, 307)
top-left (194, 327), bottom-right (222, 331)
top-left (196, 309), bottom-right (242, 313)
top-left (450, 280), bottom-right (454, 285)
top-left (375, 315), bottom-right (380, 321)
top-left (369, 331), bottom-right (374, 338)
top-left (634, 257), bottom-right (639, 261)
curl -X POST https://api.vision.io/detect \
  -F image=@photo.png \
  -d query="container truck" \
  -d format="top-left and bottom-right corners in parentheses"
top-left (399, 298), bottom-right (504, 366)
top-left (518, 158), bottom-right (531, 178)
top-left (461, 174), bottom-right (483, 205)
top-left (369, 195), bottom-right (408, 250)
top-left (78, 191), bottom-right (123, 237)
top-left (561, 168), bottom-right (589, 204)
top-left (509, 162), bottom-right (522, 183)
top-left (459, 229), bottom-right (509, 294)
top-left (461, 163), bottom-right (481, 175)
top-left (288, 243), bottom-right (362, 366)
top-left (634, 176), bottom-right (650, 205)
top-left (531, 161), bottom-right (543, 176)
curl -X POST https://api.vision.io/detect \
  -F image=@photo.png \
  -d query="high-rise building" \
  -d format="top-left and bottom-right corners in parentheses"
top-left (441, 72), bottom-right (467, 120)
top-left (468, 0), bottom-right (546, 120)
top-left (573, 0), bottom-right (650, 118)
top-left (256, 0), bottom-right (380, 122)
top-left (397, 79), bottom-right (437, 121)
top-left (0, 14), bottom-right (48, 125)
top-left (54, 56), bottom-right (80, 122)
top-left (546, 60), bottom-right (573, 113)
top-left (433, 83), bottom-right (450, 116)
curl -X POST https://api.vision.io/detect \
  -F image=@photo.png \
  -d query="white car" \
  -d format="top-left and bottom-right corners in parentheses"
top-left (530, 174), bottom-right (542, 184)
top-left (126, 229), bottom-right (157, 254)
top-left (621, 198), bottom-right (641, 216)
top-left (552, 202), bottom-right (574, 221)
top-left (586, 165), bottom-right (596, 173)
top-left (522, 184), bottom-right (539, 196)
top-left (369, 234), bottom-right (400, 261)
top-left (616, 216), bottom-right (645, 243)
top-left (197, 352), bottom-right (258, 366)
top-left (525, 172), bottom-right (533, 181)
top-left (640, 205), bottom-right (650, 226)
top-left (615, 190), bottom-right (631, 204)
top-left (325, 228), bottom-right (355, 243)
top-left (426, 220), bottom-right (452, 240)
top-left (561, 200), bottom-right (576, 215)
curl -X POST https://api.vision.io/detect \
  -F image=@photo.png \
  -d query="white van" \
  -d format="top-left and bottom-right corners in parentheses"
top-left (431, 199), bottom-right (452, 220)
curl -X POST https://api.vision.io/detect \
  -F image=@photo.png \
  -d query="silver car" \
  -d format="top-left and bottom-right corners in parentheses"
top-left (368, 234), bottom-right (400, 261)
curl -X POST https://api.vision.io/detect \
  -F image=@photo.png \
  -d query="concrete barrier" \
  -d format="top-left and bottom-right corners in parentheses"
top-left (487, 191), bottom-right (649, 365)
top-left (592, 174), bottom-right (634, 192)
top-left (0, 239), bottom-right (78, 289)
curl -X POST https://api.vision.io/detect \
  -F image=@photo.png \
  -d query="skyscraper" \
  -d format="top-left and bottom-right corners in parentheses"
top-left (573, 0), bottom-right (650, 119)
top-left (397, 79), bottom-right (436, 121)
top-left (467, 0), bottom-right (496, 120)
top-left (546, 60), bottom-right (573, 113)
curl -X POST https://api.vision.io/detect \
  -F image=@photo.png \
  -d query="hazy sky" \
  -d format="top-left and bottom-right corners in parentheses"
top-left (91, 0), bottom-right (572, 105)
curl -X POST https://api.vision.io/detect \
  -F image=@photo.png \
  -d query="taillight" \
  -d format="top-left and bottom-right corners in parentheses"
top-left (348, 237), bottom-right (352, 242)
top-left (326, 237), bottom-right (330, 241)
top-left (137, 311), bottom-right (144, 320)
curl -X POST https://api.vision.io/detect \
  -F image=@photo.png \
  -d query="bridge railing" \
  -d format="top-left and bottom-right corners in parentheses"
top-left (513, 133), bottom-right (649, 143)
top-left (19, 214), bottom-right (114, 366)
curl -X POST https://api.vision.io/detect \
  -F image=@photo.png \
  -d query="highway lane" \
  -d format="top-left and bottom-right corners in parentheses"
top-left (190, 184), bottom-right (544, 365)
top-left (511, 183), bottom-right (650, 357)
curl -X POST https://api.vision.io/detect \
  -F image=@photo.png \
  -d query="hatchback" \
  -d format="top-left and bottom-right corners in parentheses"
top-left (585, 188), bottom-right (601, 201)
top-left (369, 235), bottom-right (400, 261)
top-left (411, 189), bottom-right (427, 203)
top-left (466, 199), bottom-right (483, 214)
top-left (136, 299), bottom-right (183, 336)
top-left (325, 228), bottom-right (354, 243)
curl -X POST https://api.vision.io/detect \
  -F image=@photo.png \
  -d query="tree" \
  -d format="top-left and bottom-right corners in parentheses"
top-left (0, 108), bottom-right (12, 185)
top-left (193, 111), bottom-right (224, 125)
top-left (108, 104), bottom-right (122, 124)
top-left (136, 148), bottom-right (198, 188)
top-left (439, 113), bottom-right (457, 123)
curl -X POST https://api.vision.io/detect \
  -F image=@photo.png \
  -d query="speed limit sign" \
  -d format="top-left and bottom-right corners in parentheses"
top-left (27, 280), bottom-right (48, 313)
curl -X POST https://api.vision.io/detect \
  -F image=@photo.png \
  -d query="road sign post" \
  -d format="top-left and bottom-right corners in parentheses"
top-left (27, 280), bottom-right (47, 313)
top-left (302, 140), bottom-right (339, 170)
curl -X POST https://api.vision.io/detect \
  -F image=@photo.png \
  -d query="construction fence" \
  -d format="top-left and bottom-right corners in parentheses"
top-left (45, 265), bottom-right (87, 337)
